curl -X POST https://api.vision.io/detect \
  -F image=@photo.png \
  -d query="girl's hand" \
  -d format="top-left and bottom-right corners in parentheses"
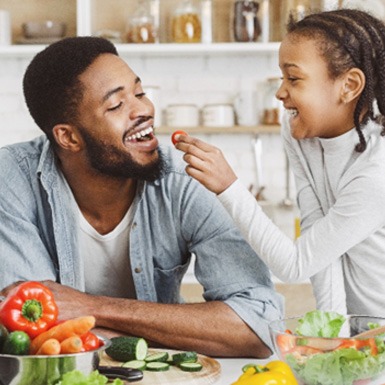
top-left (175, 134), bottom-right (237, 194)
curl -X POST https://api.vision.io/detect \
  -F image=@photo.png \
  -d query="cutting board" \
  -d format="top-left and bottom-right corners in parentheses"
top-left (100, 348), bottom-right (221, 385)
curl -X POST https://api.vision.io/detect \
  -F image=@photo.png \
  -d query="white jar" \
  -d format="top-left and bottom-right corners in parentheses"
top-left (166, 104), bottom-right (199, 127)
top-left (202, 104), bottom-right (235, 127)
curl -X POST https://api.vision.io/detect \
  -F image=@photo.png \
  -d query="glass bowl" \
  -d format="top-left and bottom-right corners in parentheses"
top-left (269, 315), bottom-right (385, 385)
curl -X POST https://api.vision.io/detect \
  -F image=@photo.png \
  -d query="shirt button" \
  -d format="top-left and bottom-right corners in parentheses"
top-left (134, 267), bottom-right (142, 273)
top-left (132, 222), bottom-right (137, 229)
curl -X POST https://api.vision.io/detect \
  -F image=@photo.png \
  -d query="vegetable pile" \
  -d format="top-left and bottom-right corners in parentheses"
top-left (106, 335), bottom-right (203, 372)
top-left (276, 310), bottom-right (385, 385)
top-left (0, 281), bottom-right (100, 356)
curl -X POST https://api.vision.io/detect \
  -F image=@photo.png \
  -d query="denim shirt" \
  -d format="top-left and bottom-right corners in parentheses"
top-left (0, 135), bottom-right (283, 347)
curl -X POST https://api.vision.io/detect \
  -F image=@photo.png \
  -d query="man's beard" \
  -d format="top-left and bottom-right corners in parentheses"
top-left (78, 126), bottom-right (164, 182)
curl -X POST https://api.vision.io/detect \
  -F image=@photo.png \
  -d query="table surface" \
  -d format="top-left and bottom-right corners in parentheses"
top-left (215, 356), bottom-right (276, 385)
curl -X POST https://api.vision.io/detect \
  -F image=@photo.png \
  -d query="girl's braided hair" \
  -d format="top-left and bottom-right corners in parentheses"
top-left (286, 8), bottom-right (385, 152)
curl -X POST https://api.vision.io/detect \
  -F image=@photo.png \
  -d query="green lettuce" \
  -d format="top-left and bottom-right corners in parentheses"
top-left (287, 347), bottom-right (385, 385)
top-left (286, 311), bottom-right (385, 385)
top-left (295, 310), bottom-right (346, 338)
top-left (56, 370), bottom-right (124, 385)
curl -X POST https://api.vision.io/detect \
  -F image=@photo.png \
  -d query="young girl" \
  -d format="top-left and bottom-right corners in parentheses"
top-left (175, 8), bottom-right (385, 316)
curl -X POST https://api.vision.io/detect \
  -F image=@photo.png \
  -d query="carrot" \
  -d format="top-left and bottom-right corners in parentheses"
top-left (60, 335), bottom-right (83, 354)
top-left (30, 316), bottom-right (95, 354)
top-left (35, 338), bottom-right (61, 355)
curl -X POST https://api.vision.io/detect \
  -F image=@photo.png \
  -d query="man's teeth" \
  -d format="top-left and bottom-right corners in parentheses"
top-left (127, 127), bottom-right (153, 141)
top-left (287, 108), bottom-right (298, 118)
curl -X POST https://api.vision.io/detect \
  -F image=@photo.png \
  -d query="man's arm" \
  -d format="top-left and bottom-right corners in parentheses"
top-left (37, 281), bottom-right (271, 358)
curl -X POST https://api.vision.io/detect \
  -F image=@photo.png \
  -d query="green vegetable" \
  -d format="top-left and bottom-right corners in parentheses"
top-left (146, 361), bottom-right (170, 371)
top-left (122, 360), bottom-right (147, 370)
top-left (172, 351), bottom-right (198, 365)
top-left (287, 346), bottom-right (385, 385)
top-left (57, 370), bottom-right (124, 385)
top-left (2, 330), bottom-right (31, 355)
top-left (0, 323), bottom-right (9, 352)
top-left (145, 351), bottom-right (169, 362)
top-left (286, 311), bottom-right (385, 385)
top-left (179, 362), bottom-right (203, 372)
top-left (295, 310), bottom-right (346, 338)
top-left (106, 336), bottom-right (148, 362)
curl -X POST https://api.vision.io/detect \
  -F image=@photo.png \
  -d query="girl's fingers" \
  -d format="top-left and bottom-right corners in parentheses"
top-left (176, 135), bottom-right (217, 154)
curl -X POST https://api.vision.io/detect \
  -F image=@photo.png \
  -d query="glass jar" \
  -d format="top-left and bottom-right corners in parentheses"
top-left (171, 0), bottom-right (202, 43)
top-left (232, 0), bottom-right (261, 42)
top-left (126, 0), bottom-right (158, 44)
top-left (280, 0), bottom-right (314, 38)
top-left (262, 77), bottom-right (282, 125)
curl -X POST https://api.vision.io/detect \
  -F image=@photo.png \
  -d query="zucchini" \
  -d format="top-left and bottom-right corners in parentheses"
top-left (106, 336), bottom-right (148, 362)
top-left (179, 362), bottom-right (203, 372)
top-left (122, 360), bottom-right (147, 370)
top-left (146, 362), bottom-right (170, 371)
top-left (145, 352), bottom-right (169, 363)
top-left (2, 331), bottom-right (30, 355)
top-left (172, 351), bottom-right (198, 365)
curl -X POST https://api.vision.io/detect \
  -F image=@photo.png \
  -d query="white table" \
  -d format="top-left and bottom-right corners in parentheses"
top-left (215, 356), bottom-right (276, 385)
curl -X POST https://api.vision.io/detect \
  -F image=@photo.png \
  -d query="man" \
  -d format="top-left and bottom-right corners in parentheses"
top-left (0, 37), bottom-right (283, 358)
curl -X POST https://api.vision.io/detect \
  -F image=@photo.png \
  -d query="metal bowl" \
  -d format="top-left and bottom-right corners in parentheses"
top-left (0, 335), bottom-right (110, 385)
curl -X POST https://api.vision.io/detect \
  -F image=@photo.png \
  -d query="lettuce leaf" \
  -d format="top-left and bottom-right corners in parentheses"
top-left (287, 348), bottom-right (385, 385)
top-left (56, 370), bottom-right (124, 385)
top-left (295, 310), bottom-right (346, 338)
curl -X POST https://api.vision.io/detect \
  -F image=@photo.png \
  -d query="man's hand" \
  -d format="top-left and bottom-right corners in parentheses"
top-left (41, 280), bottom-right (96, 320)
top-left (1, 281), bottom-right (24, 298)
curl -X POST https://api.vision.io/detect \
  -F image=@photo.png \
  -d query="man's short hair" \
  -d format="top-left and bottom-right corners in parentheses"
top-left (23, 36), bottom-right (118, 141)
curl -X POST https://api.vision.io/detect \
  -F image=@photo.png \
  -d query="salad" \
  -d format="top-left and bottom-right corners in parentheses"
top-left (276, 311), bottom-right (385, 385)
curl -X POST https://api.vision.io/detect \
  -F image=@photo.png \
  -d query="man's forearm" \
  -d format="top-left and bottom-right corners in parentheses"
top-left (91, 296), bottom-right (271, 358)
top-left (40, 281), bottom-right (270, 358)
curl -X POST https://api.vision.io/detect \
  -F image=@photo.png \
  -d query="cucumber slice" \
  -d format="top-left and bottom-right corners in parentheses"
top-left (146, 362), bottom-right (170, 371)
top-left (106, 336), bottom-right (148, 362)
top-left (122, 360), bottom-right (147, 370)
top-left (179, 362), bottom-right (203, 372)
top-left (172, 351), bottom-right (198, 365)
top-left (145, 352), bottom-right (169, 363)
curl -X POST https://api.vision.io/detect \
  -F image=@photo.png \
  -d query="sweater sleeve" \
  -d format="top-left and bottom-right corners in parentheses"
top-left (218, 168), bottom-right (385, 283)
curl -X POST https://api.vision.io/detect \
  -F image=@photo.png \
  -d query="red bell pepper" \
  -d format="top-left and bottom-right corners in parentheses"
top-left (0, 281), bottom-right (58, 339)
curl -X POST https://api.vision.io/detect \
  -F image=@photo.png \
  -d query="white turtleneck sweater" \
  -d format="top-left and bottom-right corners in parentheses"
top-left (219, 117), bottom-right (385, 316)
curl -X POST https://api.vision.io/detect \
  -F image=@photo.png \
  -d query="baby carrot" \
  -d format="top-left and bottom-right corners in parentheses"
top-left (31, 316), bottom-right (95, 354)
top-left (36, 338), bottom-right (61, 355)
top-left (60, 335), bottom-right (83, 354)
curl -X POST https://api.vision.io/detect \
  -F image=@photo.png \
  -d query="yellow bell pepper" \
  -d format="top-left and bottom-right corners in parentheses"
top-left (231, 360), bottom-right (298, 385)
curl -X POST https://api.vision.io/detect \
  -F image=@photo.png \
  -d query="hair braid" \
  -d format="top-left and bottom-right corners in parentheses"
top-left (287, 9), bottom-right (385, 151)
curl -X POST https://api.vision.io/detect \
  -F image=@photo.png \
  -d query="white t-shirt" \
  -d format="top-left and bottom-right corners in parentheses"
top-left (79, 206), bottom-right (136, 298)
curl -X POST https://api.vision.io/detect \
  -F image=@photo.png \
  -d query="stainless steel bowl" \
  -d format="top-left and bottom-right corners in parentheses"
top-left (0, 335), bottom-right (110, 385)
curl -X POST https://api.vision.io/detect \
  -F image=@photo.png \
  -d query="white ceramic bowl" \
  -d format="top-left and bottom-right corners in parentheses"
top-left (22, 21), bottom-right (66, 39)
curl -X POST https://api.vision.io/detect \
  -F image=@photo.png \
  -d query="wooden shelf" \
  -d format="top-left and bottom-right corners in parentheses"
top-left (0, 42), bottom-right (280, 58)
top-left (155, 125), bottom-right (281, 135)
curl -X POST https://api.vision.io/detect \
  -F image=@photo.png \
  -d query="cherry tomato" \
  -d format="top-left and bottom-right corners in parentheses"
top-left (80, 331), bottom-right (100, 351)
top-left (171, 130), bottom-right (188, 145)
